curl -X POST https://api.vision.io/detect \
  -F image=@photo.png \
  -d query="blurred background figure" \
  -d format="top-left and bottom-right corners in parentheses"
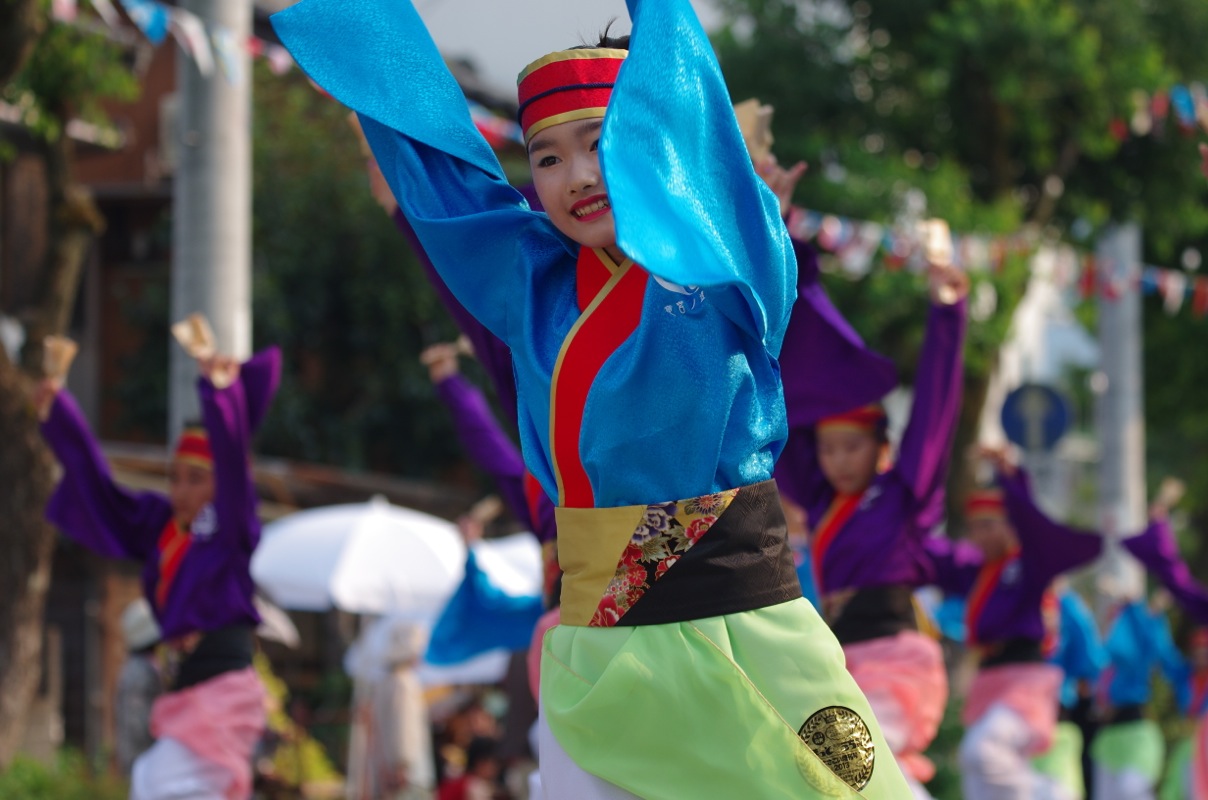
top-left (115, 598), bottom-right (163, 777)
top-left (345, 619), bottom-right (435, 800)
top-left (438, 736), bottom-right (502, 800)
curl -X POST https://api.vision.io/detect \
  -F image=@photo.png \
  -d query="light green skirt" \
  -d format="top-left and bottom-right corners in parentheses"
top-left (1091, 718), bottom-right (1165, 784)
top-left (540, 597), bottom-right (912, 799)
top-left (1032, 721), bottom-right (1085, 799)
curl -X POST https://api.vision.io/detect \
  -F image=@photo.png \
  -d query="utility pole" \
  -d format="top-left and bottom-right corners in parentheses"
top-left (1093, 223), bottom-right (1147, 610)
top-left (169, 0), bottom-right (252, 437)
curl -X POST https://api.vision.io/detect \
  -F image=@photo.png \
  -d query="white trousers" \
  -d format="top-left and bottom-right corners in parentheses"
top-left (130, 738), bottom-right (231, 800)
top-left (537, 712), bottom-right (639, 800)
top-left (959, 705), bottom-right (1075, 800)
top-left (1091, 764), bottom-right (1155, 800)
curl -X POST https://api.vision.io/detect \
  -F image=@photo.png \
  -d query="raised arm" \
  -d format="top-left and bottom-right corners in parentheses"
top-left (921, 533), bottom-right (983, 597)
top-left (601, 0), bottom-right (796, 352)
top-left (395, 208), bottom-right (519, 429)
top-left (434, 371), bottom-right (533, 530)
top-left (273, 0), bottom-right (567, 342)
top-left (197, 347), bottom-right (280, 552)
top-left (778, 239), bottom-right (898, 429)
top-left (1122, 519), bottom-right (1208, 626)
top-left (1001, 468), bottom-right (1103, 581)
top-left (894, 292), bottom-right (968, 509)
top-left (40, 389), bottom-right (170, 560)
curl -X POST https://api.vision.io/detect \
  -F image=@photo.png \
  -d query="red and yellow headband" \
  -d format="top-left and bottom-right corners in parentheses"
top-left (816, 403), bottom-right (887, 435)
top-left (517, 48), bottom-right (628, 145)
top-left (965, 488), bottom-right (1006, 521)
top-left (174, 427), bottom-right (213, 471)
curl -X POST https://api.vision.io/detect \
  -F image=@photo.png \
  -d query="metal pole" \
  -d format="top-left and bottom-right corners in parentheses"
top-left (1093, 222), bottom-right (1146, 609)
top-left (169, 0), bottom-right (252, 438)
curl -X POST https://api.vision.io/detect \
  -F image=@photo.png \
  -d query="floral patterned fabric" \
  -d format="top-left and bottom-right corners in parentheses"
top-left (591, 490), bottom-right (740, 626)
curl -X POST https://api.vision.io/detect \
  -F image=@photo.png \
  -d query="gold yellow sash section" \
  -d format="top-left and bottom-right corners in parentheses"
top-left (555, 504), bottom-right (648, 626)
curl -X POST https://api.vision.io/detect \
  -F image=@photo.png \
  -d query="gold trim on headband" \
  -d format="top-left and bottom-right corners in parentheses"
top-left (524, 107), bottom-right (610, 145)
top-left (517, 48), bottom-right (630, 84)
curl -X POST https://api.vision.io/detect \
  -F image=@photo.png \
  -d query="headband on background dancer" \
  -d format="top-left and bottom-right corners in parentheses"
top-left (517, 48), bottom-right (628, 145)
top-left (965, 488), bottom-right (1006, 521)
top-left (816, 403), bottom-right (888, 438)
top-left (174, 427), bottom-right (213, 471)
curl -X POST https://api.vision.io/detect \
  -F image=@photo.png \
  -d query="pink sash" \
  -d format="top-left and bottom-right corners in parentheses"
top-left (150, 667), bottom-right (266, 800)
top-left (962, 663), bottom-right (1062, 756)
top-left (844, 631), bottom-right (947, 782)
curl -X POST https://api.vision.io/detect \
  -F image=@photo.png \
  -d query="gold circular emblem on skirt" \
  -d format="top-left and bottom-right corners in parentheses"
top-left (797, 706), bottom-right (875, 791)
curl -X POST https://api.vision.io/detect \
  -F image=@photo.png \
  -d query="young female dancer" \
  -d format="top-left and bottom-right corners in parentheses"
top-left (36, 343), bottom-right (280, 799)
top-left (273, 0), bottom-right (912, 796)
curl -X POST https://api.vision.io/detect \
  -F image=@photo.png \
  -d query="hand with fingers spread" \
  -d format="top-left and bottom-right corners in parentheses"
top-left (928, 262), bottom-right (970, 306)
top-left (754, 156), bottom-right (808, 219)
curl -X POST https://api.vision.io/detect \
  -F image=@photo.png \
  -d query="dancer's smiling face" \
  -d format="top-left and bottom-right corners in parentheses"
top-left (528, 118), bottom-right (623, 264)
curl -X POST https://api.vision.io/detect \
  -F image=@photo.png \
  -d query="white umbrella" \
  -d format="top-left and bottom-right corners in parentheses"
top-left (252, 496), bottom-right (466, 617)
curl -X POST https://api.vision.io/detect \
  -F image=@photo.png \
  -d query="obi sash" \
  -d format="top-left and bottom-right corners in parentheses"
top-left (556, 480), bottom-right (801, 627)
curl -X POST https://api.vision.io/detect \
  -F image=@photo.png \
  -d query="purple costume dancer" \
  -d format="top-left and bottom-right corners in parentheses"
top-left (40, 347), bottom-right (280, 799)
top-left (928, 465), bottom-right (1163, 800)
top-left (774, 246), bottom-right (966, 791)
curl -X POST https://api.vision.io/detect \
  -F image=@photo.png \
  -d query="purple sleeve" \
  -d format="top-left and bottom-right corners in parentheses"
top-left (921, 534), bottom-right (982, 596)
top-left (435, 373), bottom-right (533, 530)
top-left (778, 240), bottom-right (898, 428)
top-left (893, 301), bottom-right (967, 511)
top-left (774, 240), bottom-right (897, 509)
top-left (1002, 469), bottom-right (1103, 581)
top-left (240, 346), bottom-right (283, 433)
top-left (197, 348), bottom-right (280, 552)
top-left (40, 391), bottom-right (171, 560)
top-left (393, 208), bottom-right (519, 430)
top-left (1123, 519), bottom-right (1208, 626)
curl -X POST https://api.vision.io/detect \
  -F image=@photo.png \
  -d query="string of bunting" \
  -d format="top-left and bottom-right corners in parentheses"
top-left (787, 206), bottom-right (1208, 319)
top-left (51, 0), bottom-right (296, 83)
top-left (1114, 85), bottom-right (1208, 141)
top-left (51, 0), bottom-right (1208, 318)
top-left (52, 0), bottom-right (527, 148)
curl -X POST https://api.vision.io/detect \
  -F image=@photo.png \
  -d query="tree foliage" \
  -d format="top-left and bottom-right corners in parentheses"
top-left (248, 62), bottom-right (470, 479)
top-left (712, 0), bottom-right (1208, 501)
top-left (0, 1), bottom-right (138, 766)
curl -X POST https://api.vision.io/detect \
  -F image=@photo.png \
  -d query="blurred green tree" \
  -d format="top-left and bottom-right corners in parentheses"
top-left (712, 0), bottom-right (1208, 520)
top-left (247, 62), bottom-right (471, 478)
top-left (0, 0), bottom-right (137, 766)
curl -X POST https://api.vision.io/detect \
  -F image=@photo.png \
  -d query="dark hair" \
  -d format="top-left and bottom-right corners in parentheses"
top-left (465, 736), bottom-right (499, 771)
top-left (570, 21), bottom-right (630, 51)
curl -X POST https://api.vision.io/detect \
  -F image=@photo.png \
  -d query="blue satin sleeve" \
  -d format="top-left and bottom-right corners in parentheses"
top-left (271, 0), bottom-right (575, 342)
top-left (603, 0), bottom-right (797, 355)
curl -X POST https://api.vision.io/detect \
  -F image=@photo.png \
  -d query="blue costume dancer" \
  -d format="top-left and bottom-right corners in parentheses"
top-left (273, 1), bottom-right (911, 796)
